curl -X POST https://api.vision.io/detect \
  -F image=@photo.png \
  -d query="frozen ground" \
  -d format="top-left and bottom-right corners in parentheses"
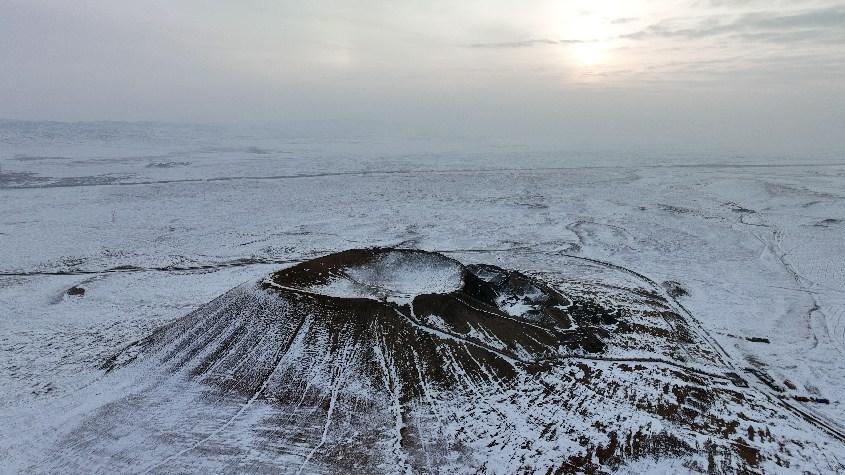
top-left (2, 120), bottom-right (845, 472)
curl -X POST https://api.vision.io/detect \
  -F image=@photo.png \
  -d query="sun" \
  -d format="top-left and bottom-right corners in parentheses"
top-left (572, 42), bottom-right (607, 66)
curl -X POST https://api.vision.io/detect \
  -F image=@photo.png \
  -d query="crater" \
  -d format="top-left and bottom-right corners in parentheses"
top-left (268, 248), bottom-right (465, 305)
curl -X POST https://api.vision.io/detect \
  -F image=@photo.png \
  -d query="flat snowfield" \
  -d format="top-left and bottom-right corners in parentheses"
top-left (2, 121), bottom-right (845, 472)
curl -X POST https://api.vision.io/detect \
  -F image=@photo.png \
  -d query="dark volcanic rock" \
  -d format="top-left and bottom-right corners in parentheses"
top-left (661, 280), bottom-right (688, 298)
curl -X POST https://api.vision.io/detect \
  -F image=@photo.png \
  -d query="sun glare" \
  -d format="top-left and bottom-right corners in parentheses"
top-left (560, 10), bottom-right (613, 69)
top-left (572, 42), bottom-right (607, 66)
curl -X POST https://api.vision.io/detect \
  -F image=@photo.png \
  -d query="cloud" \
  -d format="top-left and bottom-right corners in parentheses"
top-left (610, 17), bottom-right (638, 25)
top-left (704, 0), bottom-right (818, 6)
top-left (623, 5), bottom-right (845, 43)
top-left (736, 29), bottom-right (845, 44)
top-left (468, 38), bottom-right (585, 48)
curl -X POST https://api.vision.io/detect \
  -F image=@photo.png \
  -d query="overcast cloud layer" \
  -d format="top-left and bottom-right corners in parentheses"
top-left (1, 0), bottom-right (844, 155)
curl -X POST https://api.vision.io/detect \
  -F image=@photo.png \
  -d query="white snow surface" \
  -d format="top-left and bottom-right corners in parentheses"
top-left (3, 121), bottom-right (845, 472)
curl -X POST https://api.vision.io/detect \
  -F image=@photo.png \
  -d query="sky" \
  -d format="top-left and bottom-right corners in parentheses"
top-left (1, 0), bottom-right (844, 155)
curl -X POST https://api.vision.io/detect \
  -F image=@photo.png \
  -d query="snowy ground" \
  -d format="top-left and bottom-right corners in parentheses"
top-left (2, 121), bottom-right (845, 472)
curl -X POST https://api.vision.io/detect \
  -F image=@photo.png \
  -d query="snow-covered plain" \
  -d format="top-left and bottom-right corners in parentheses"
top-left (2, 120), bottom-right (845, 473)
